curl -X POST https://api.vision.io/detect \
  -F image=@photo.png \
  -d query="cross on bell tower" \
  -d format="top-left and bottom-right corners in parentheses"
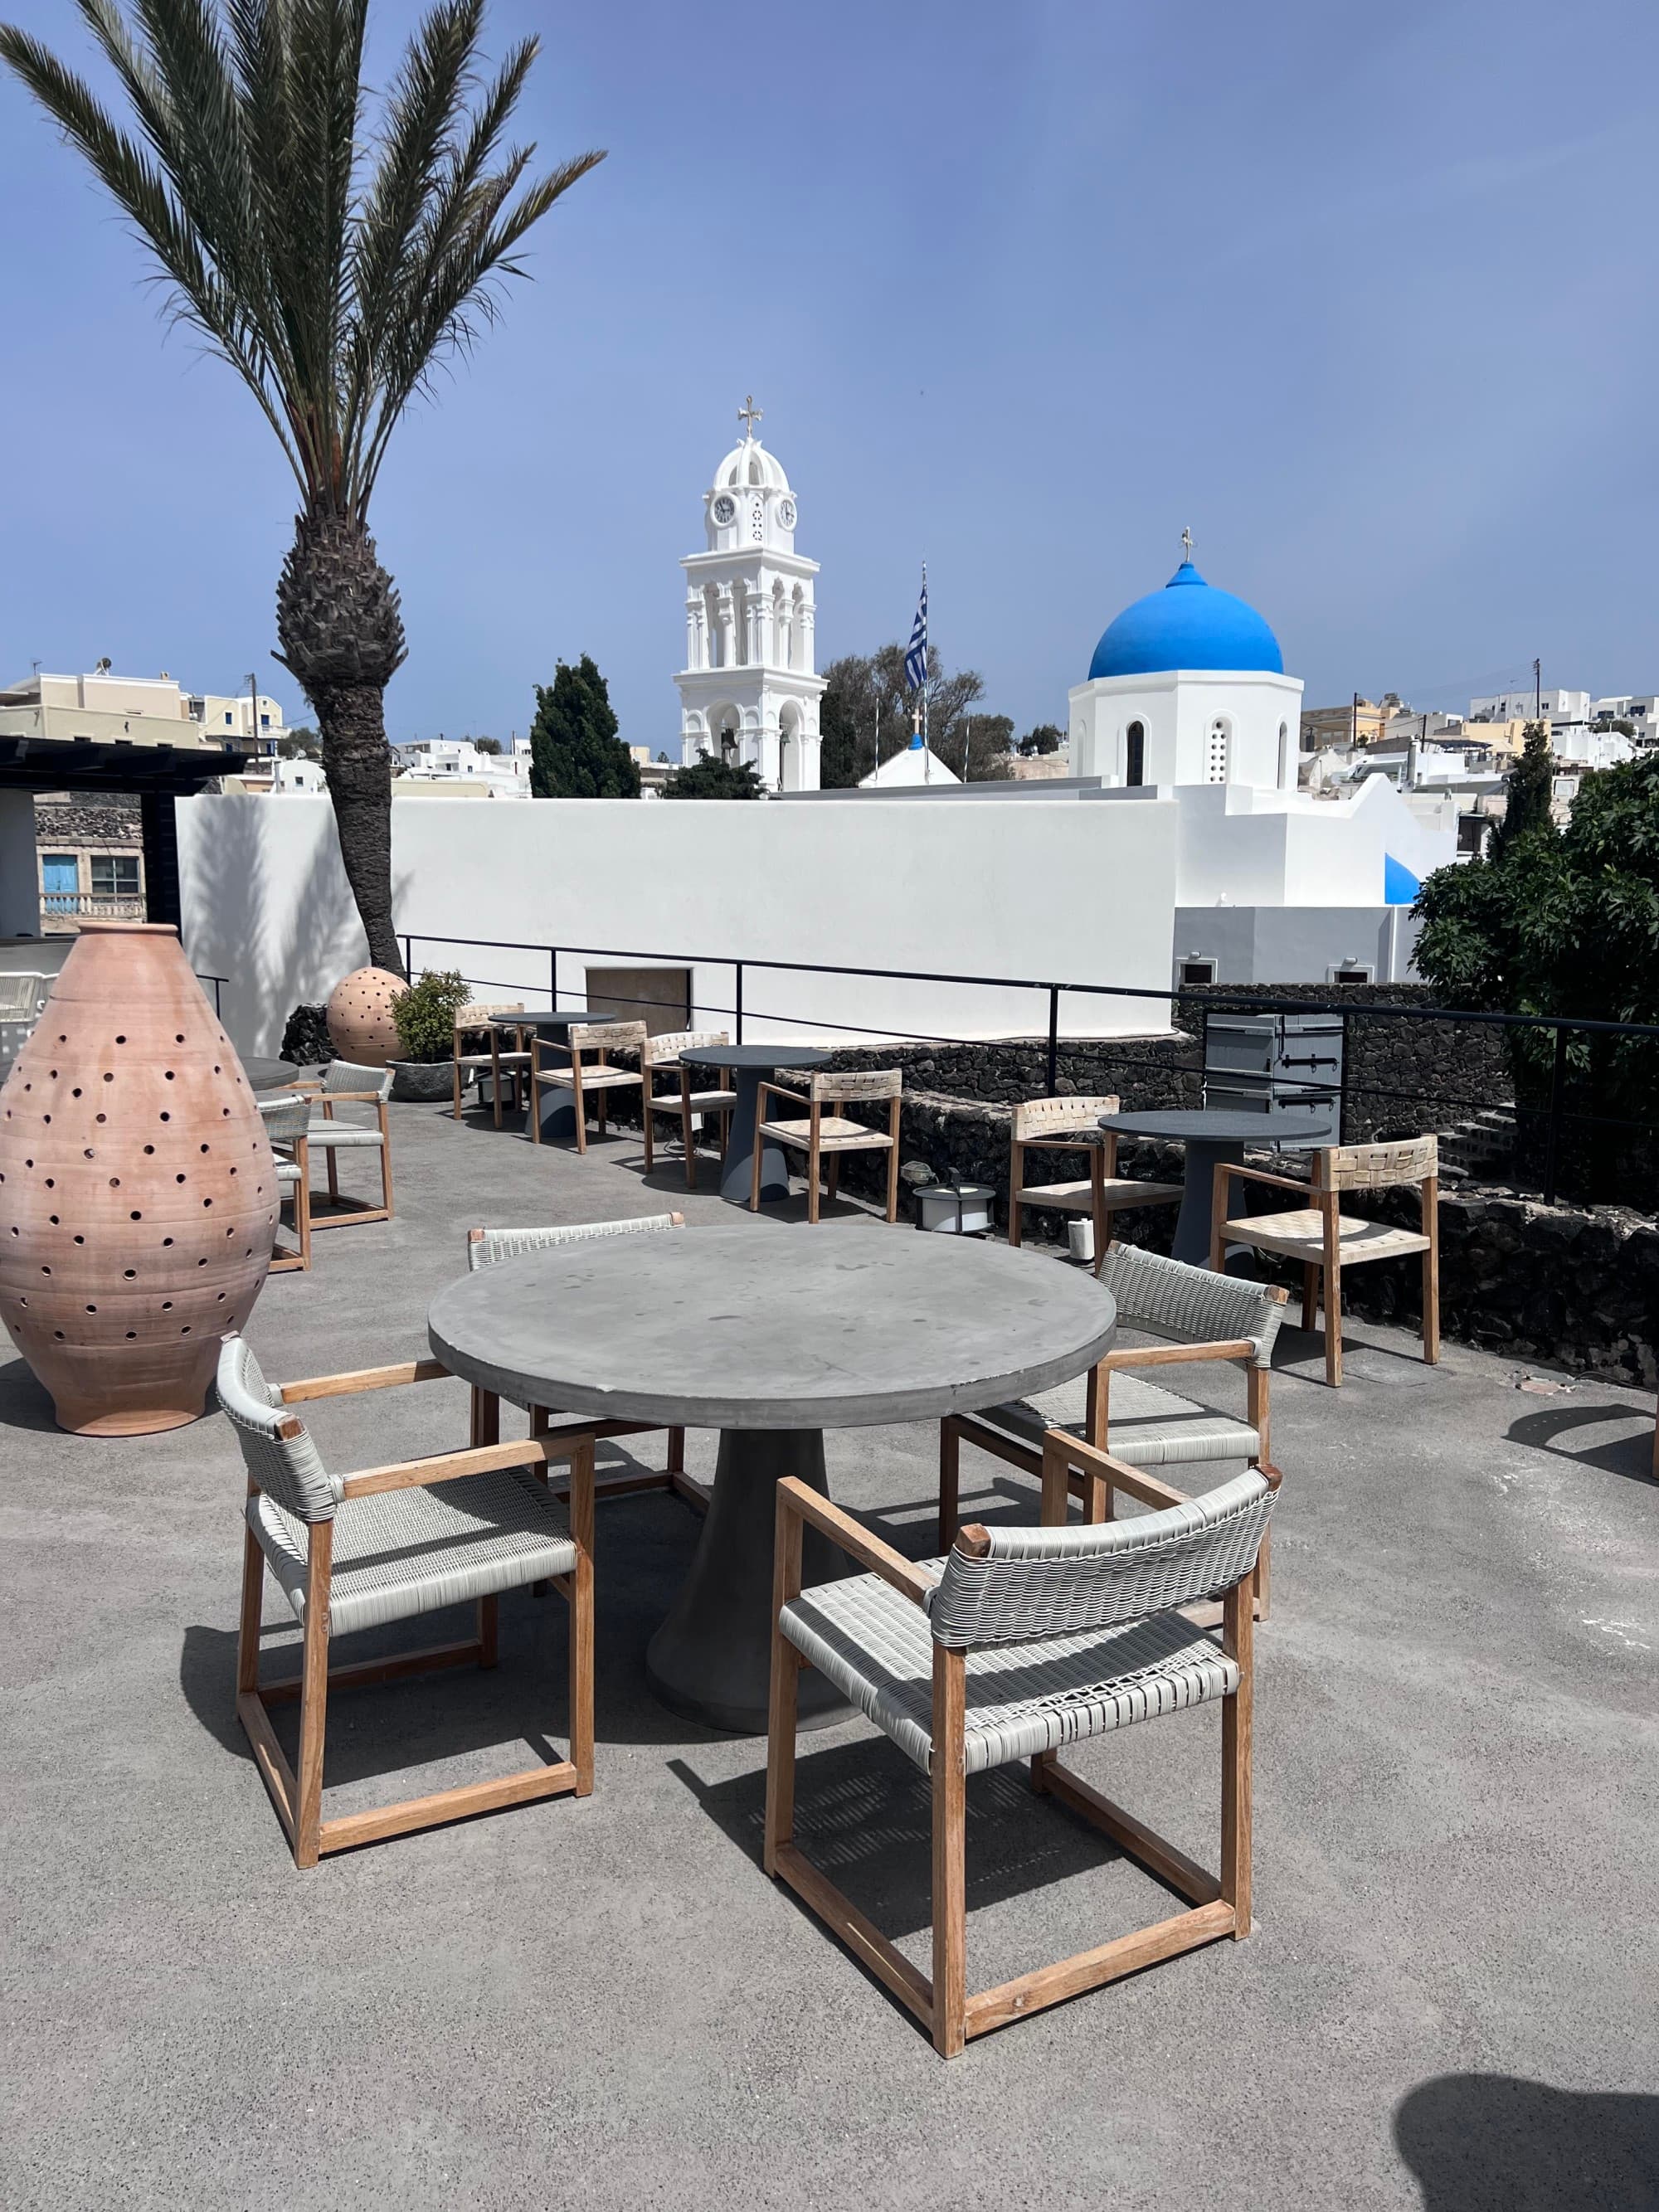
top-left (737, 393), bottom-right (763, 438)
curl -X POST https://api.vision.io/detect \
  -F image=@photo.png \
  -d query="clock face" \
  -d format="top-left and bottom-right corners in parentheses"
top-left (777, 497), bottom-right (796, 529)
top-left (712, 493), bottom-right (735, 524)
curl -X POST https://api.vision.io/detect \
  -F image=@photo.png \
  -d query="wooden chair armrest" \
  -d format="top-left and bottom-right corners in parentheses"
top-left (757, 1081), bottom-right (810, 1116)
top-left (314, 1089), bottom-right (386, 1106)
top-left (1099, 1339), bottom-right (1257, 1371)
top-left (776, 1476), bottom-right (934, 1604)
top-left (1216, 1162), bottom-right (1320, 1201)
top-left (1041, 1429), bottom-right (1193, 1513)
top-left (338, 1434), bottom-right (575, 1500)
top-left (279, 1357), bottom-right (454, 1403)
top-left (279, 1078), bottom-right (321, 1092)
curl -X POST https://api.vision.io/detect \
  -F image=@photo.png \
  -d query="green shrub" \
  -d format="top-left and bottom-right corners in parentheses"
top-left (392, 968), bottom-right (472, 1062)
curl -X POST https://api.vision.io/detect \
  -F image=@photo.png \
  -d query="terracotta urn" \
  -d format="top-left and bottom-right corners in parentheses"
top-left (0, 922), bottom-right (278, 1436)
top-left (325, 966), bottom-right (406, 1067)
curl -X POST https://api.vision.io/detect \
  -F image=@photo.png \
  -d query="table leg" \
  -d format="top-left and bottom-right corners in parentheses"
top-left (536, 1043), bottom-right (578, 1142)
top-left (1170, 1139), bottom-right (1245, 1267)
top-left (645, 1427), bottom-right (848, 1733)
top-left (720, 1067), bottom-right (791, 1205)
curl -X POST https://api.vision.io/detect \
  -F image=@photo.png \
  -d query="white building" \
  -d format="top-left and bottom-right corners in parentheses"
top-left (1590, 694), bottom-right (1659, 749)
top-left (392, 738), bottom-right (530, 798)
top-left (859, 731), bottom-right (961, 787)
top-left (0, 668), bottom-right (285, 755)
top-left (674, 402), bottom-right (825, 790)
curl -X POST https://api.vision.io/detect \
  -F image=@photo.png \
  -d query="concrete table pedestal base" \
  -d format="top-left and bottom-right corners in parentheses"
top-left (645, 1429), bottom-right (848, 1733)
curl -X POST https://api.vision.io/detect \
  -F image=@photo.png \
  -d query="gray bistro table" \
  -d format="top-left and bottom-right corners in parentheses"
top-left (489, 1012), bottom-right (588, 1140)
top-left (678, 1043), bottom-right (831, 1205)
top-left (1098, 1106), bottom-right (1336, 1267)
top-left (427, 1224), bottom-right (1117, 1733)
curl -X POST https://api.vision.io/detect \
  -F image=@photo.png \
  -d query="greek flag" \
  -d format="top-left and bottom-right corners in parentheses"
top-left (904, 569), bottom-right (927, 691)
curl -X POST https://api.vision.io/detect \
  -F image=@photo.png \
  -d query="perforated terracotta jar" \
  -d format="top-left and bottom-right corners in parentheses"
top-left (325, 966), bottom-right (406, 1067)
top-left (0, 921), bottom-right (277, 1436)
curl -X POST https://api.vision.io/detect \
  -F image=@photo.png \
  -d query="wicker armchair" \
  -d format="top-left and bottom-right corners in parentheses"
top-left (640, 1029), bottom-right (737, 1189)
top-left (752, 1067), bottom-right (902, 1223)
top-left (218, 1334), bottom-right (594, 1868)
top-left (766, 1451), bottom-right (1274, 2055)
top-left (258, 1094), bottom-right (313, 1273)
top-left (450, 1000), bottom-right (528, 1126)
top-left (530, 1020), bottom-right (645, 1154)
top-left (940, 1246), bottom-right (1287, 1612)
top-left (1008, 1095), bottom-right (1181, 1270)
top-left (1212, 1135), bottom-right (1439, 1388)
top-left (285, 1060), bottom-right (394, 1228)
top-left (462, 1214), bottom-right (693, 1508)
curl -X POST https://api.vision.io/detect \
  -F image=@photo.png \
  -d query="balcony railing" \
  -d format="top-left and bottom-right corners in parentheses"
top-left (41, 892), bottom-right (145, 918)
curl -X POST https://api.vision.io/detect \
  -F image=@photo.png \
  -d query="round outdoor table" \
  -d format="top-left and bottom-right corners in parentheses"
top-left (427, 1224), bottom-right (1117, 1733)
top-left (491, 1013), bottom-right (589, 1140)
top-left (1099, 1107), bottom-right (1335, 1268)
top-left (678, 1043), bottom-right (831, 1205)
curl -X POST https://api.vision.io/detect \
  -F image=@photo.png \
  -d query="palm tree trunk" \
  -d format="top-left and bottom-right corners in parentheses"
top-left (275, 509), bottom-right (408, 977)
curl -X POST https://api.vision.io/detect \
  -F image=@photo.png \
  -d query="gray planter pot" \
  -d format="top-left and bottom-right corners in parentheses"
top-left (388, 1058), bottom-right (453, 1103)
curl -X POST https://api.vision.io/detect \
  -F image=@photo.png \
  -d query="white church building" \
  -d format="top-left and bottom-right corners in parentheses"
top-left (674, 402), bottom-right (825, 790)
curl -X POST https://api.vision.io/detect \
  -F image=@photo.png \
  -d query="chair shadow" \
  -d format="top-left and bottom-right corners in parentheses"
top-left (1505, 1404), bottom-right (1657, 1485)
top-left (669, 1740), bottom-right (1131, 1942)
top-left (1394, 2073), bottom-right (1659, 2210)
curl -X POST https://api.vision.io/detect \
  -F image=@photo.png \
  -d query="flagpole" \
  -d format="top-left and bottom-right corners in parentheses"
top-left (921, 560), bottom-right (929, 783)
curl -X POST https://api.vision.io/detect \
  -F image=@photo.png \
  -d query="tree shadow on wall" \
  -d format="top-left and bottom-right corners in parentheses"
top-left (178, 793), bottom-right (416, 1052)
top-left (1394, 2073), bottom-right (1659, 2210)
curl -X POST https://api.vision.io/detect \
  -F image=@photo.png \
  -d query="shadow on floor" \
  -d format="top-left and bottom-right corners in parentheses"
top-left (1394, 2073), bottom-right (1659, 2210)
top-left (1506, 1403), bottom-right (1657, 1485)
top-left (0, 1354), bottom-right (60, 1434)
top-left (670, 1738), bottom-right (1162, 1940)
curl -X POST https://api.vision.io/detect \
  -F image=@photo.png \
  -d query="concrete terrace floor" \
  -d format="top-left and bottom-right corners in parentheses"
top-left (2, 1095), bottom-right (1657, 2212)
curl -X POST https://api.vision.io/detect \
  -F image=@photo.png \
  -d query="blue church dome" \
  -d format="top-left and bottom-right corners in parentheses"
top-left (1088, 560), bottom-right (1283, 680)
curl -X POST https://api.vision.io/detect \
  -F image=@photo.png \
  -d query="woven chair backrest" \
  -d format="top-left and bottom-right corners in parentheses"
top-left (455, 1001), bottom-right (523, 1030)
top-left (257, 1094), bottom-right (311, 1144)
top-left (0, 973), bottom-right (46, 1021)
top-left (1013, 1094), bottom-right (1121, 1142)
top-left (1095, 1244), bottom-right (1285, 1367)
top-left (467, 1212), bottom-right (683, 1271)
top-left (215, 1334), bottom-right (338, 1522)
top-left (927, 1470), bottom-right (1273, 1650)
top-left (569, 1020), bottom-right (646, 1054)
top-left (322, 1060), bottom-right (393, 1098)
top-left (643, 1028), bottom-right (732, 1067)
top-left (810, 1067), bottom-right (901, 1102)
top-left (1319, 1135), bottom-right (1437, 1191)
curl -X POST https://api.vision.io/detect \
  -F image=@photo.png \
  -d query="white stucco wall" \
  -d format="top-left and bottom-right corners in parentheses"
top-left (177, 792), bottom-right (1181, 1057)
top-left (1068, 668), bottom-right (1305, 791)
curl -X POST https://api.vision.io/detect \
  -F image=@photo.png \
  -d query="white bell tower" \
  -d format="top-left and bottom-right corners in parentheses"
top-left (675, 397), bottom-right (825, 790)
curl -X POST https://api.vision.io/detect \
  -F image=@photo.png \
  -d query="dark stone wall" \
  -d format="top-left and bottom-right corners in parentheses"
top-left (280, 1003), bottom-right (332, 1065)
top-left (34, 794), bottom-right (142, 848)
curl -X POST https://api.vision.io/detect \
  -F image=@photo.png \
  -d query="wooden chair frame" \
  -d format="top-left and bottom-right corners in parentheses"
top-left (750, 1069), bottom-right (902, 1224)
top-left (236, 1358), bottom-right (595, 1868)
top-left (285, 1079), bottom-right (394, 1230)
top-left (937, 1310), bottom-right (1287, 1617)
top-left (766, 1440), bottom-right (1255, 2058)
top-left (529, 1021), bottom-right (645, 1155)
top-left (449, 1003), bottom-right (527, 1126)
top-left (1209, 1140), bottom-right (1438, 1388)
top-left (640, 1032), bottom-right (735, 1190)
top-left (267, 1130), bottom-right (313, 1274)
top-left (1008, 1094), bottom-right (1180, 1275)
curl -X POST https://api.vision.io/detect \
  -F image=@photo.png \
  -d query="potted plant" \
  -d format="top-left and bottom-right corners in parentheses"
top-left (388, 968), bottom-right (473, 1101)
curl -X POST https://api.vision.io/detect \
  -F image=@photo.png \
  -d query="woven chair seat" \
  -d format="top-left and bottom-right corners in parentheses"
top-left (541, 1065), bottom-right (640, 1092)
top-left (761, 1115), bottom-right (895, 1152)
top-left (1219, 1208), bottom-right (1432, 1264)
top-left (978, 1369), bottom-right (1258, 1470)
top-left (782, 1572), bottom-right (1237, 1777)
top-left (1011, 1175), bottom-right (1182, 1213)
top-left (249, 1466), bottom-right (577, 1638)
top-left (303, 1121), bottom-right (384, 1150)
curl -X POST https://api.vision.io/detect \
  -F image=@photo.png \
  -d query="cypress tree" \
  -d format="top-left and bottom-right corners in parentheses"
top-left (529, 657), bottom-right (640, 798)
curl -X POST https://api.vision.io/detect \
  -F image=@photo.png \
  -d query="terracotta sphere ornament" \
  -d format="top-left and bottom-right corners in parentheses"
top-left (0, 921), bottom-right (278, 1436)
top-left (325, 966), bottom-right (407, 1068)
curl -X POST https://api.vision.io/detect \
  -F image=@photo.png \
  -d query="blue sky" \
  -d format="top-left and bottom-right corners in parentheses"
top-left (2, 0), bottom-right (1655, 746)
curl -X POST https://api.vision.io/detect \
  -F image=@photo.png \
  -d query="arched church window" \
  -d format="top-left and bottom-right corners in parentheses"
top-left (1277, 721), bottom-right (1288, 787)
top-left (1207, 719), bottom-right (1230, 783)
top-left (1126, 721), bottom-right (1146, 787)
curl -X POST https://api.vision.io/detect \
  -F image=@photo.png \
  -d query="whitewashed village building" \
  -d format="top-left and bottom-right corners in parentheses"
top-left (674, 402), bottom-right (825, 790)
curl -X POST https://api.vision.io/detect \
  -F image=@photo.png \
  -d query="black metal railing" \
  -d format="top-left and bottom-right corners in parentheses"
top-left (398, 929), bottom-right (1659, 1211)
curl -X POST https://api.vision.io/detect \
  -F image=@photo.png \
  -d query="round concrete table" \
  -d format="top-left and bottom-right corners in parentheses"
top-left (243, 1057), bottom-right (305, 1092)
top-left (679, 1044), bottom-right (831, 1205)
top-left (427, 1225), bottom-right (1117, 1733)
top-left (1099, 1107), bottom-right (1335, 1267)
top-left (491, 1013), bottom-right (589, 1140)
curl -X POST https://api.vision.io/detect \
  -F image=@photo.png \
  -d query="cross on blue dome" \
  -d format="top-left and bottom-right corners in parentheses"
top-left (1088, 559), bottom-right (1283, 680)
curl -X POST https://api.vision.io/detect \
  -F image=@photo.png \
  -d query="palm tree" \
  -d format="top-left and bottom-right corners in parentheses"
top-left (0, 0), bottom-right (602, 974)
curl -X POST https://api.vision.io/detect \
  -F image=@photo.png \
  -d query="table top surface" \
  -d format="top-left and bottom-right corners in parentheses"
top-left (678, 1044), bottom-right (832, 1073)
top-left (489, 1011), bottom-right (588, 1034)
top-left (244, 1057), bottom-right (306, 1091)
top-left (1101, 1107), bottom-right (1336, 1145)
top-left (428, 1223), bottom-right (1116, 1430)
